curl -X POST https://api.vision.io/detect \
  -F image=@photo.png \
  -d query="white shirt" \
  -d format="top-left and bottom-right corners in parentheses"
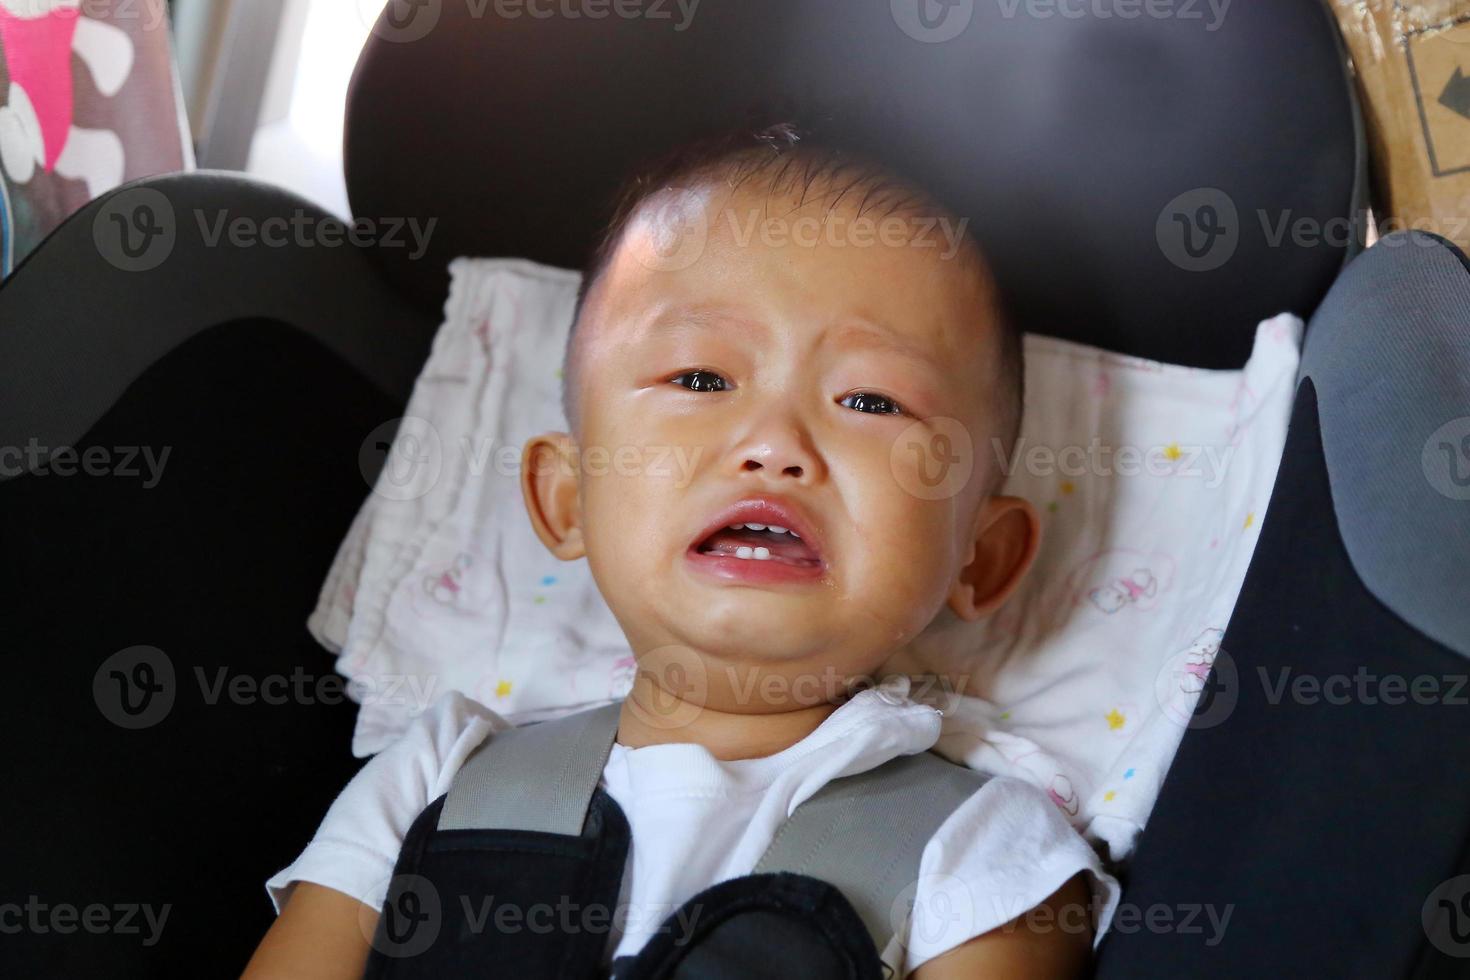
top-left (268, 678), bottom-right (1119, 976)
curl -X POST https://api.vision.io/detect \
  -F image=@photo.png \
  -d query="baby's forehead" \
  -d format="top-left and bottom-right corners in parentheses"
top-left (620, 177), bottom-right (991, 298)
top-left (573, 170), bottom-right (1002, 375)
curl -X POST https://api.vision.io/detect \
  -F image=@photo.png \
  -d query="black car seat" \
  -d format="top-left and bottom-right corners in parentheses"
top-left (2, 1), bottom-right (1467, 976)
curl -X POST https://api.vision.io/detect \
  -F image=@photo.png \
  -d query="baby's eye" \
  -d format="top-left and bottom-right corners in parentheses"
top-left (839, 391), bottom-right (905, 416)
top-left (669, 369), bottom-right (729, 393)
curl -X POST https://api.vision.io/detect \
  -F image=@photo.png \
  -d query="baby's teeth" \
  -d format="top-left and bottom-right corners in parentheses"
top-left (753, 547), bottom-right (771, 560)
top-left (767, 526), bottom-right (788, 535)
top-left (745, 523), bottom-right (767, 531)
top-left (736, 546), bottom-right (753, 559)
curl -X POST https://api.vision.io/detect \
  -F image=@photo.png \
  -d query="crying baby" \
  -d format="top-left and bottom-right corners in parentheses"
top-left (247, 122), bottom-right (1118, 980)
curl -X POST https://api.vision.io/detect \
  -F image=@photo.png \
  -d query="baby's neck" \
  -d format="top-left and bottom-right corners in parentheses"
top-left (617, 673), bottom-right (840, 761)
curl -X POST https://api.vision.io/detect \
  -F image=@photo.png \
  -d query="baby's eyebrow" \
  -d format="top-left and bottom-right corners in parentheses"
top-left (634, 306), bottom-right (947, 374)
top-left (637, 303), bottom-right (771, 340)
top-left (821, 321), bottom-right (947, 373)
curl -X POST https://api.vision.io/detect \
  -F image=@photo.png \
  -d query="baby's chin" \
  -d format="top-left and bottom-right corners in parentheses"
top-left (674, 614), bottom-right (838, 666)
top-left (654, 617), bottom-right (890, 694)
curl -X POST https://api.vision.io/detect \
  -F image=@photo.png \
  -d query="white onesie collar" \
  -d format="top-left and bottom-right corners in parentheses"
top-left (607, 675), bottom-right (943, 802)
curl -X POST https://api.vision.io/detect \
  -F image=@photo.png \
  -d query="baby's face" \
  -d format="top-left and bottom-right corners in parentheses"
top-left (529, 180), bottom-right (1029, 713)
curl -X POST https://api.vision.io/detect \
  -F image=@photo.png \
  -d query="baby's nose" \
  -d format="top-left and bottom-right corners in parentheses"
top-left (742, 455), bottom-right (804, 480)
top-left (737, 434), bottom-right (823, 484)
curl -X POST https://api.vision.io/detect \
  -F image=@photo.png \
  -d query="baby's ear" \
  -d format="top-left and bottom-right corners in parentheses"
top-left (521, 433), bottom-right (585, 560)
top-left (947, 495), bottom-right (1040, 621)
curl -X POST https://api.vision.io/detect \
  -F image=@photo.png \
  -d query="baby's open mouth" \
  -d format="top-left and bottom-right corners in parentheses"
top-left (695, 523), bottom-right (822, 568)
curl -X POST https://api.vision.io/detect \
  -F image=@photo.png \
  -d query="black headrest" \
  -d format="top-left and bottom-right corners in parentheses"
top-left (345, 0), bottom-right (1360, 368)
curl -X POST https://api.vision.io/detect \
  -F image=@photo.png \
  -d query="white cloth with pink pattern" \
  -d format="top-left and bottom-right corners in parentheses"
top-left (310, 257), bottom-right (1301, 864)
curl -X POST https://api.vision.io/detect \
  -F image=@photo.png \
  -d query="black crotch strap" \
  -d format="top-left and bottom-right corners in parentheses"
top-left (364, 704), bottom-right (626, 980)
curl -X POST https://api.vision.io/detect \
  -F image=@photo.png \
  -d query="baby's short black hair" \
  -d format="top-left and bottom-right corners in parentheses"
top-left (565, 121), bottom-right (1025, 477)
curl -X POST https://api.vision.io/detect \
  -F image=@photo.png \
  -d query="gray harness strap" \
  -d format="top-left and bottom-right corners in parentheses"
top-left (438, 702), bottom-right (622, 833)
top-left (437, 702), bottom-right (989, 955)
top-left (754, 751), bottom-right (989, 955)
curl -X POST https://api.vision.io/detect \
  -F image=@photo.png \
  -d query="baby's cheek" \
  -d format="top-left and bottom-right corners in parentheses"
top-left (847, 499), bottom-right (959, 634)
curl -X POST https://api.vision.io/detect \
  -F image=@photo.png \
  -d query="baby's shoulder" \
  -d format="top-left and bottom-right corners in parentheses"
top-left (900, 774), bottom-right (1117, 972)
top-left (929, 772), bottom-right (1082, 852)
top-left (366, 690), bottom-right (512, 793)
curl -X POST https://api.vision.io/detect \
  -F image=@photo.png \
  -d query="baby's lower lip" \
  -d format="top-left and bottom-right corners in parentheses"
top-left (684, 547), bottom-right (826, 585)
